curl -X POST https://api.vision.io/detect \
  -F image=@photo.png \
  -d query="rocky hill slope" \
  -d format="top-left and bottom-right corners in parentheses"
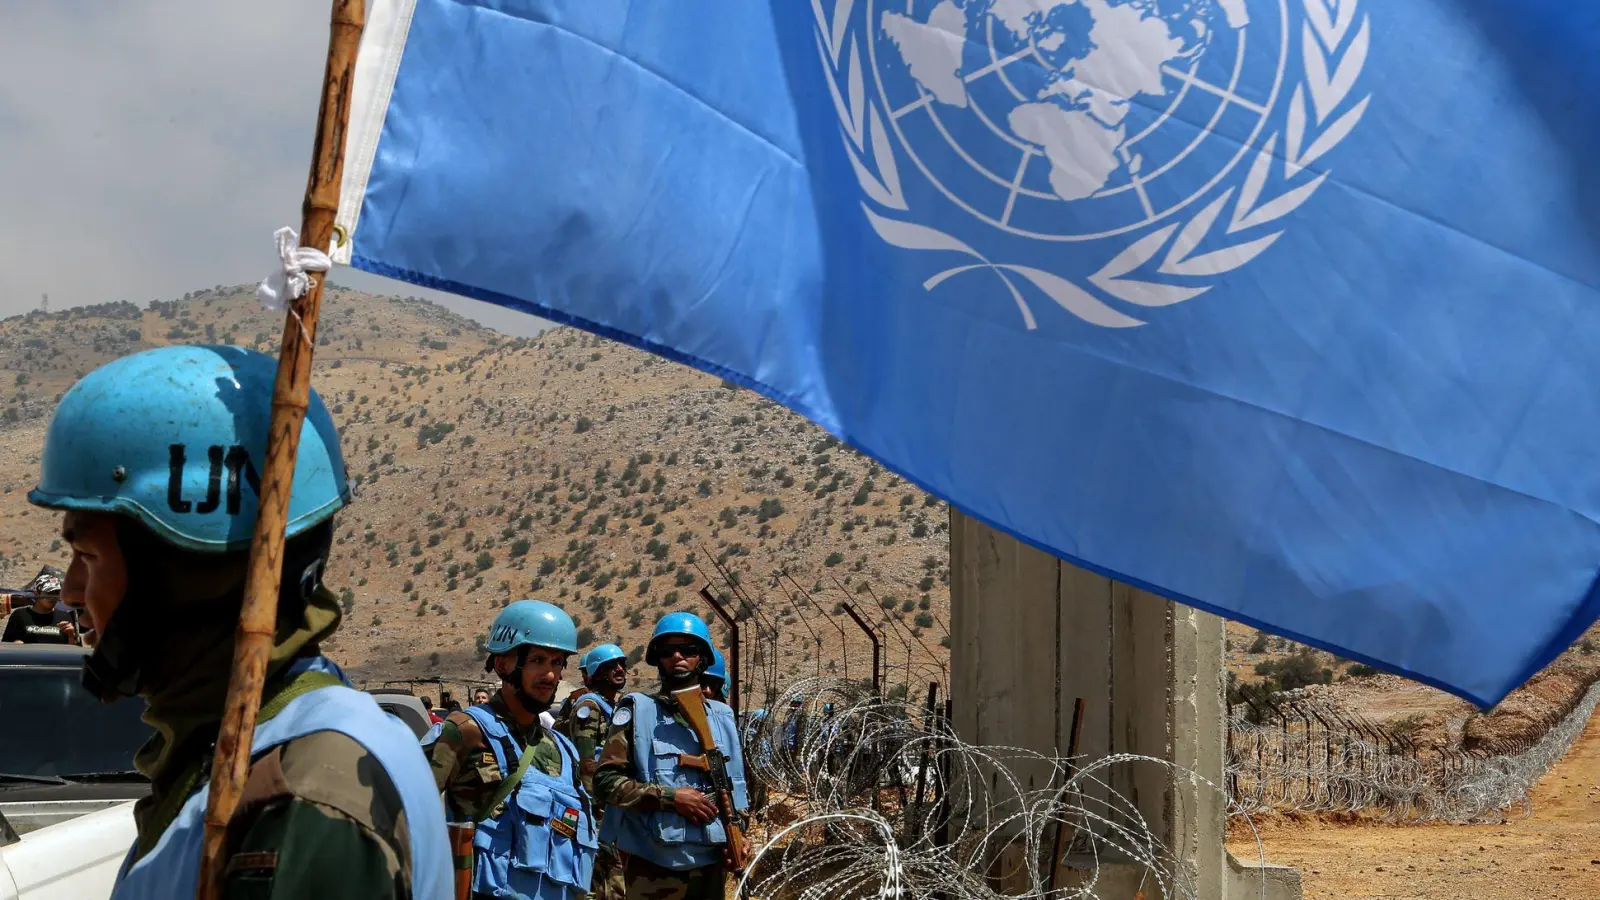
top-left (0, 285), bottom-right (951, 701)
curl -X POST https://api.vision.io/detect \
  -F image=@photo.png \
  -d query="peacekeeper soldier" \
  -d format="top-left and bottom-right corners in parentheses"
top-left (28, 345), bottom-right (449, 900)
top-left (554, 643), bottom-right (628, 786)
top-left (424, 600), bottom-right (598, 900)
top-left (699, 648), bottom-right (727, 703)
top-left (553, 643), bottom-right (628, 900)
top-left (595, 613), bottom-right (750, 900)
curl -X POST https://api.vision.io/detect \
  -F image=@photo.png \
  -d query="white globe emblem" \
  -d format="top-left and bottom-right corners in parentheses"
top-left (818, 0), bottom-right (1372, 327)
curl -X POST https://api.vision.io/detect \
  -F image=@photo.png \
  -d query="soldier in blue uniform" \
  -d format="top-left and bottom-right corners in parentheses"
top-left (594, 613), bottom-right (750, 900)
top-left (29, 345), bottom-right (450, 899)
top-left (423, 600), bottom-right (598, 900)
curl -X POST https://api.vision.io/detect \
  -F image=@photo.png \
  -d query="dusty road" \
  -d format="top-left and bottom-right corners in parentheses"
top-left (1228, 710), bottom-right (1600, 898)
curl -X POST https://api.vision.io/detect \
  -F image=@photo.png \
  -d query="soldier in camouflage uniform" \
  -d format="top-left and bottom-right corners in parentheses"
top-left (29, 346), bottom-right (449, 899)
top-left (425, 599), bottom-right (596, 900)
top-left (554, 643), bottom-right (629, 900)
top-left (596, 614), bottom-right (750, 900)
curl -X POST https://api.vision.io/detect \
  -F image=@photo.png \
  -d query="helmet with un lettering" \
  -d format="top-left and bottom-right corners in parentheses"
top-left (487, 600), bottom-right (579, 655)
top-left (645, 611), bottom-right (714, 666)
top-left (703, 647), bottom-right (727, 685)
top-left (28, 345), bottom-right (348, 552)
top-left (579, 643), bottom-right (627, 677)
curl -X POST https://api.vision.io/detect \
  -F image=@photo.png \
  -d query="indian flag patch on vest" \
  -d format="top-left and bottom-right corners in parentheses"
top-left (551, 806), bottom-right (581, 840)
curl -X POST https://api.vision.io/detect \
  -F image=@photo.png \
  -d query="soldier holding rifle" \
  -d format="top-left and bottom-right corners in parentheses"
top-left (595, 613), bottom-right (750, 900)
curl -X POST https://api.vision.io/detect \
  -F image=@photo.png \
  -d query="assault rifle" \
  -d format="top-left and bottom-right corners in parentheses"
top-left (671, 687), bottom-right (751, 872)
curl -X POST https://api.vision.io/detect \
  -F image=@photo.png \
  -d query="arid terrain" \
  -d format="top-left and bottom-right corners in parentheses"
top-left (1229, 706), bottom-right (1600, 899)
top-left (0, 285), bottom-right (952, 700)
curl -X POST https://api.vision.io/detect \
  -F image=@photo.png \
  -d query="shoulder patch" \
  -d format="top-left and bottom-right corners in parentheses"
top-left (611, 706), bottom-right (632, 727)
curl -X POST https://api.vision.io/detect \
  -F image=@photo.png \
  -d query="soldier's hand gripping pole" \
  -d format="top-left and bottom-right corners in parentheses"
top-left (672, 687), bottom-right (751, 873)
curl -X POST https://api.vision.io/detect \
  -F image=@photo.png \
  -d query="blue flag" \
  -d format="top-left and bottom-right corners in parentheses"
top-left (332, 0), bottom-right (1600, 706)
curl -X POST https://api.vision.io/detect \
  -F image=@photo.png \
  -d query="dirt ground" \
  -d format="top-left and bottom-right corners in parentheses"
top-left (1228, 708), bottom-right (1600, 899)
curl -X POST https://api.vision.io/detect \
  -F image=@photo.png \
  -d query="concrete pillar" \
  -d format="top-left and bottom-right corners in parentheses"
top-left (949, 511), bottom-right (1301, 900)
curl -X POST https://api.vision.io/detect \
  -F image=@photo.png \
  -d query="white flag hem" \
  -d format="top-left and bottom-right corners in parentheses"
top-left (332, 0), bottom-right (418, 265)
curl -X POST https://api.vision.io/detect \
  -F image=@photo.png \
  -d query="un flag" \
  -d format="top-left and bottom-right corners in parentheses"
top-left (330, 0), bottom-right (1600, 706)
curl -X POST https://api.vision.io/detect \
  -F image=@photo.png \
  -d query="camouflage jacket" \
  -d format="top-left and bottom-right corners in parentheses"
top-left (423, 693), bottom-right (572, 822)
top-left (134, 678), bottom-right (415, 898)
top-left (594, 688), bottom-right (679, 813)
top-left (219, 732), bottom-right (414, 898)
top-left (552, 689), bottom-right (620, 797)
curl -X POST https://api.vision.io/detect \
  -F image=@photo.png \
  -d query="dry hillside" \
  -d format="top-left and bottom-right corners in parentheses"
top-left (0, 285), bottom-right (951, 702)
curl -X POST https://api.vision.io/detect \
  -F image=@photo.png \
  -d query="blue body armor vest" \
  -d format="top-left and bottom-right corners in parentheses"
top-left (462, 704), bottom-right (598, 900)
top-left (110, 656), bottom-right (451, 900)
top-left (597, 693), bottom-right (749, 871)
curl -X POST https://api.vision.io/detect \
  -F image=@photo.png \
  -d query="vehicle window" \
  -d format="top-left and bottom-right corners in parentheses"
top-left (0, 668), bottom-right (152, 778)
top-left (378, 700), bottom-right (430, 739)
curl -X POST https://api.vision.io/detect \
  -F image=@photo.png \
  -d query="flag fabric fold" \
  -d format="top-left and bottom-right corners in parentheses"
top-left (333, 0), bottom-right (1600, 706)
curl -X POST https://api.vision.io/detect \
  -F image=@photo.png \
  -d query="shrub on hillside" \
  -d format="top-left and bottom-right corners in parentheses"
top-left (1252, 649), bottom-right (1332, 692)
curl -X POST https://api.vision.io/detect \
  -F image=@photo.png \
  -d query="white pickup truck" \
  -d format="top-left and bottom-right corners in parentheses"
top-left (0, 646), bottom-right (151, 900)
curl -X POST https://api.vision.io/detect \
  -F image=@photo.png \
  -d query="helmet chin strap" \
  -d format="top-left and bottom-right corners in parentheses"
top-left (660, 667), bottom-right (701, 692)
top-left (82, 521), bottom-right (184, 702)
top-left (500, 646), bottom-right (552, 716)
top-left (82, 520), bottom-right (331, 704)
top-left (81, 591), bottom-right (155, 703)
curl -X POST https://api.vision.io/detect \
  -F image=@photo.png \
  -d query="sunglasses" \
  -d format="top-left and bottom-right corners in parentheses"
top-left (656, 643), bottom-right (703, 659)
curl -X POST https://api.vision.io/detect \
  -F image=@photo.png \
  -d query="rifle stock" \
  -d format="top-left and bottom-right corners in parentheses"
top-left (671, 687), bottom-right (750, 872)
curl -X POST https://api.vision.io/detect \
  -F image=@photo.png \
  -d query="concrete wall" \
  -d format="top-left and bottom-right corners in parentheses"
top-left (949, 511), bottom-right (1299, 900)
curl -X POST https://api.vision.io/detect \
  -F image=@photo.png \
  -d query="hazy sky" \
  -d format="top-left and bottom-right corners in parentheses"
top-left (0, 0), bottom-right (549, 336)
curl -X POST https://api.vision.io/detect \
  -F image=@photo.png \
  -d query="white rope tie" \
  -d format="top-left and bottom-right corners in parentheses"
top-left (256, 226), bottom-right (330, 347)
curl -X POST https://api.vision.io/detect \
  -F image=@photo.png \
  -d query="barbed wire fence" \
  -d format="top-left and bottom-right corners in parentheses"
top-left (734, 676), bottom-right (1227, 900)
top-left (1226, 677), bottom-right (1600, 823)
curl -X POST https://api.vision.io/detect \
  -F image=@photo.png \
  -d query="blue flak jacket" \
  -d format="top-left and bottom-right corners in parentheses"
top-left (463, 704), bottom-right (599, 900)
top-left (598, 693), bottom-right (748, 871)
top-left (110, 657), bottom-right (451, 900)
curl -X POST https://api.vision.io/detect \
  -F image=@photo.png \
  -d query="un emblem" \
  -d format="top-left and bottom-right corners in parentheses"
top-left (818, 0), bottom-right (1371, 328)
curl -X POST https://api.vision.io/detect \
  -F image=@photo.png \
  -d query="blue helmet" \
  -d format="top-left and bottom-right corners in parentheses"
top-left (703, 647), bottom-right (727, 684)
top-left (645, 611), bottom-right (714, 666)
top-left (487, 600), bottom-right (578, 655)
top-left (579, 643), bottom-right (627, 677)
top-left (28, 345), bottom-right (349, 552)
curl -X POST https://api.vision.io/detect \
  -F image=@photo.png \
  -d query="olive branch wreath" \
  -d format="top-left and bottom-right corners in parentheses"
top-left (813, 0), bottom-right (1370, 328)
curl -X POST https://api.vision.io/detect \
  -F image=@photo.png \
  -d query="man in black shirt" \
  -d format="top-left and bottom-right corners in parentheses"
top-left (3, 572), bottom-right (76, 645)
top-left (3, 599), bottom-right (74, 644)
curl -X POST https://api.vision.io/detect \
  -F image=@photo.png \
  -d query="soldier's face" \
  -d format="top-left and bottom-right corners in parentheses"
top-left (600, 660), bottom-right (628, 689)
top-left (654, 640), bottom-right (702, 678)
top-left (518, 646), bottom-right (569, 705)
top-left (60, 511), bottom-right (126, 638)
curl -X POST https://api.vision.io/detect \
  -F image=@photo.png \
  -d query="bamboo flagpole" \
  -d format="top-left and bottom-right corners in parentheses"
top-left (195, 1), bottom-right (365, 896)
